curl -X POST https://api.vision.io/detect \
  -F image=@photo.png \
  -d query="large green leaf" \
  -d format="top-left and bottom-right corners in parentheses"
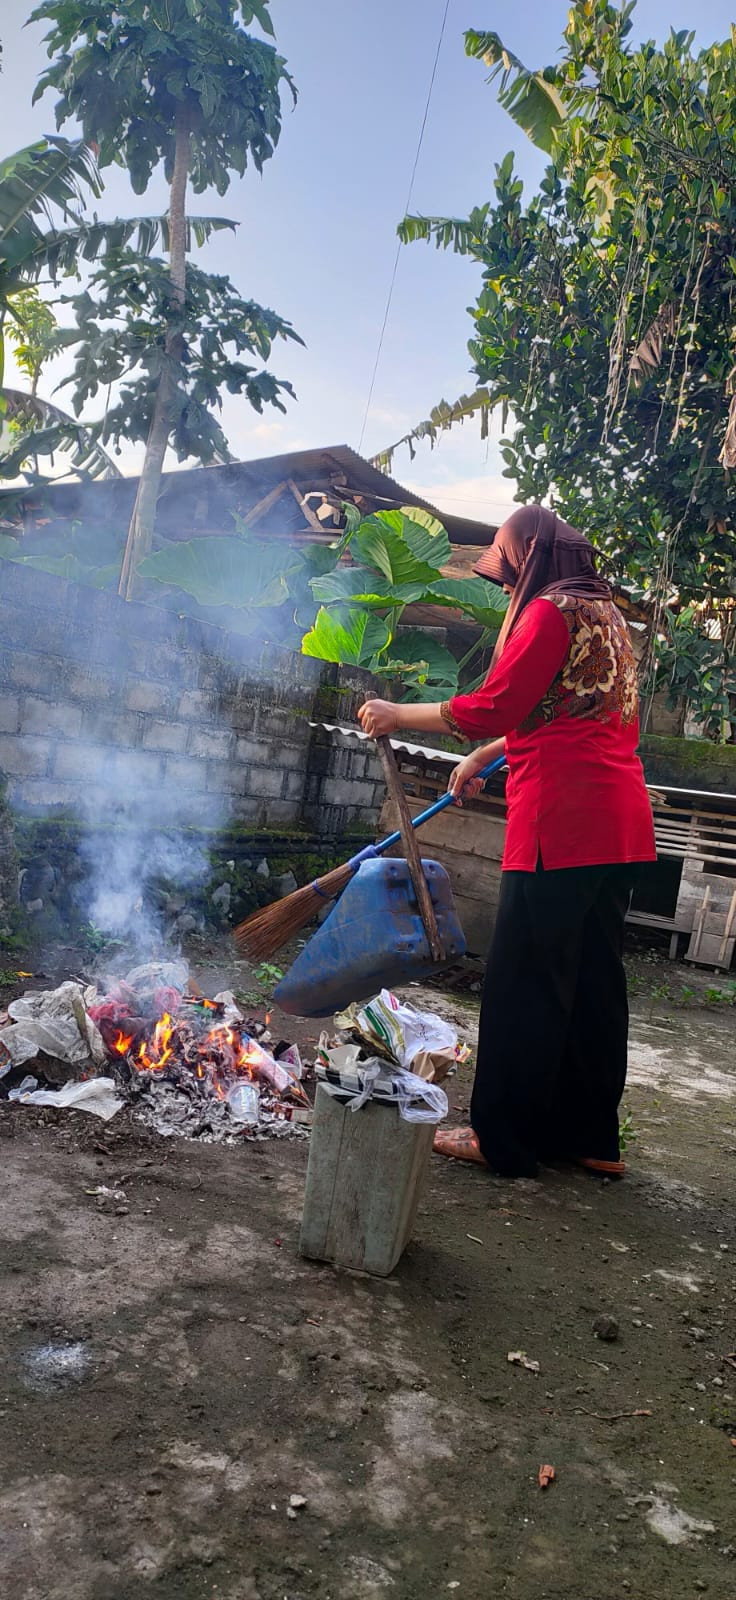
top-left (23, 552), bottom-right (119, 587)
top-left (301, 606), bottom-right (390, 666)
top-left (350, 509), bottom-right (449, 585)
top-left (398, 505), bottom-right (448, 543)
top-left (310, 564), bottom-right (436, 610)
top-left (384, 630), bottom-right (459, 689)
top-left (138, 535), bottom-right (301, 608)
top-left (1, 386), bottom-right (122, 482)
top-left (0, 538), bottom-right (118, 589)
top-left (426, 577), bottom-right (509, 629)
top-left (465, 30), bottom-right (565, 154)
top-left (311, 566), bottom-right (392, 606)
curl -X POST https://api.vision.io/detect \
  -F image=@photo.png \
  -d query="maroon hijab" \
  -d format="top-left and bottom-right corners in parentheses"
top-left (473, 505), bottom-right (611, 669)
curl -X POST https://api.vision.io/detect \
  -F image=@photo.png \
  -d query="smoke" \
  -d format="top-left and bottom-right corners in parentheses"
top-left (80, 820), bottom-right (211, 957)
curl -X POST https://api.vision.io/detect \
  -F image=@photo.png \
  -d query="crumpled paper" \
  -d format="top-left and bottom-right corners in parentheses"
top-left (0, 982), bottom-right (106, 1074)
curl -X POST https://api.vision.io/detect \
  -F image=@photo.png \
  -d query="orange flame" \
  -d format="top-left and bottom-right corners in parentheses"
top-left (113, 1030), bottom-right (134, 1055)
top-left (137, 1011), bottom-right (175, 1072)
top-left (124, 998), bottom-right (293, 1108)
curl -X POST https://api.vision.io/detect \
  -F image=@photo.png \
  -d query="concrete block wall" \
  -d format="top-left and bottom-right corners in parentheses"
top-left (302, 726), bottom-right (385, 837)
top-left (0, 560), bottom-right (383, 836)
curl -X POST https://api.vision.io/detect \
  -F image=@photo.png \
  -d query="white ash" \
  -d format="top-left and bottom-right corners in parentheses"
top-left (125, 1069), bottom-right (309, 1145)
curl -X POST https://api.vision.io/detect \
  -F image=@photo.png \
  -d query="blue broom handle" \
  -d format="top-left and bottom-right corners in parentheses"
top-left (346, 753), bottom-right (507, 871)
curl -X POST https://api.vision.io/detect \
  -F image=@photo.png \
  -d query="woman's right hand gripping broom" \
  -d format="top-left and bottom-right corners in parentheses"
top-left (448, 739), bottom-right (506, 806)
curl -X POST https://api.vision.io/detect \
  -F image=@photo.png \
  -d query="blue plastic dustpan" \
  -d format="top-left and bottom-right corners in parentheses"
top-left (273, 856), bottom-right (466, 1017)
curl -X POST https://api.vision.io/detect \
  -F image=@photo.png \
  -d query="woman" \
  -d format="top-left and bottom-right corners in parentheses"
top-left (358, 505), bottom-right (656, 1180)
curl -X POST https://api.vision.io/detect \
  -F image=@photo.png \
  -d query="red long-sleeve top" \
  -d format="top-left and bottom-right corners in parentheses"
top-left (445, 594), bottom-right (656, 872)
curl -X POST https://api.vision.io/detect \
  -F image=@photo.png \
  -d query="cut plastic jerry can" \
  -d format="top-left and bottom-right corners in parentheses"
top-left (273, 857), bottom-right (466, 1017)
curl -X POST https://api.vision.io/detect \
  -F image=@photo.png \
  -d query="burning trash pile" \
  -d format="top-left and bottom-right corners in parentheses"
top-left (0, 961), bottom-right (309, 1143)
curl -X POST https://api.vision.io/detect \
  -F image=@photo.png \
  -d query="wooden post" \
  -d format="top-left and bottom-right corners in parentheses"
top-left (717, 888), bottom-right (736, 969)
top-left (374, 732), bottom-right (445, 963)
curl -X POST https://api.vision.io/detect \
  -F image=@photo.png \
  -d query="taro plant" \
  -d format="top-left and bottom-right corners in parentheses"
top-left (300, 505), bottom-right (508, 700)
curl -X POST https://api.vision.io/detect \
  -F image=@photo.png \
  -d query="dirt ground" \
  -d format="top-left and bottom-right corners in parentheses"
top-left (1, 941), bottom-right (735, 1600)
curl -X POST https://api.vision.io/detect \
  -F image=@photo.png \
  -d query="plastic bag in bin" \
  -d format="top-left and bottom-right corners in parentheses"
top-left (334, 989), bottom-right (470, 1084)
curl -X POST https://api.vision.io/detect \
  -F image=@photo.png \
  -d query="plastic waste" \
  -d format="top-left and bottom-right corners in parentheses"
top-left (227, 1081), bottom-right (261, 1123)
top-left (0, 982), bottom-right (106, 1071)
top-left (346, 989), bottom-right (462, 1071)
top-left (7, 1076), bottom-right (123, 1120)
top-left (315, 1053), bottom-right (448, 1125)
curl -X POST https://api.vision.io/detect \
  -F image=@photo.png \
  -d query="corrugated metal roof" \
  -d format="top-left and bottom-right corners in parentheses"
top-left (10, 443), bottom-right (497, 548)
top-left (313, 721), bottom-right (462, 767)
top-left (314, 723), bottom-right (736, 805)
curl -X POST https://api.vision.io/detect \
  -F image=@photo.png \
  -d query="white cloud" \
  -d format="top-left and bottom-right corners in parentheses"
top-left (404, 473), bottom-right (518, 526)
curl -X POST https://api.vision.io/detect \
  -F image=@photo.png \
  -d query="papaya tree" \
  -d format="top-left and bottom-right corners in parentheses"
top-left (31, 0), bottom-right (302, 597)
top-left (0, 133), bottom-right (233, 487)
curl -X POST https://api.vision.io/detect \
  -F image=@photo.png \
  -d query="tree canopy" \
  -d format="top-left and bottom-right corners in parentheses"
top-left (30, 0), bottom-right (301, 594)
top-left (393, 1), bottom-right (736, 735)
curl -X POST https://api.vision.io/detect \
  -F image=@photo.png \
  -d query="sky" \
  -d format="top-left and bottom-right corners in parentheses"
top-left (3, 0), bottom-right (736, 526)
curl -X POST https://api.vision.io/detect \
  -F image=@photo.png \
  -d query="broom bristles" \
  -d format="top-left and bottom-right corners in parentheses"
top-left (232, 861), bottom-right (355, 962)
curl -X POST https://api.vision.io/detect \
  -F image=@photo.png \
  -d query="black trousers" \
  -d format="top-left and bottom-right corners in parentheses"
top-left (470, 863), bottom-right (635, 1179)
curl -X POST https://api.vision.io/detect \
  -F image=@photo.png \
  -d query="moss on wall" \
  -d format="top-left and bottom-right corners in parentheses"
top-left (640, 736), bottom-right (736, 792)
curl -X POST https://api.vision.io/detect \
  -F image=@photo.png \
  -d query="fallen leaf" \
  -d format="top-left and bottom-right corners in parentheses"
top-left (538, 1464), bottom-right (556, 1489)
top-left (507, 1350), bottom-right (541, 1374)
top-left (467, 1234), bottom-right (484, 1245)
top-left (723, 1353), bottom-right (736, 1371)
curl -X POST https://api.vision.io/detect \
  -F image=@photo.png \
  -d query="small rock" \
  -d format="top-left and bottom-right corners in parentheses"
top-left (286, 1506), bottom-right (298, 1520)
top-left (593, 1315), bottom-right (620, 1343)
top-left (211, 882), bottom-right (231, 913)
top-left (255, 859), bottom-right (270, 880)
top-left (274, 871), bottom-right (298, 899)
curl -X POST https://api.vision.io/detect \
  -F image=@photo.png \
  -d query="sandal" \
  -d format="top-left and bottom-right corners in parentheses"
top-left (575, 1156), bottom-right (625, 1179)
top-left (433, 1126), bottom-right (487, 1166)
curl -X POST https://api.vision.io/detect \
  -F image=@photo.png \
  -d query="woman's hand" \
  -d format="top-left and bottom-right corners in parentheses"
top-left (447, 739), bottom-right (505, 804)
top-left (358, 698), bottom-right (400, 739)
top-left (448, 752), bottom-right (486, 805)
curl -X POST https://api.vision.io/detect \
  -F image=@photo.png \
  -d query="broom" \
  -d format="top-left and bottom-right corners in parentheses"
top-left (233, 752), bottom-right (507, 962)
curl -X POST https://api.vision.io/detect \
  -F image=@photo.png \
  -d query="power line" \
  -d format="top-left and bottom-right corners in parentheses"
top-left (357, 0), bottom-right (452, 455)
